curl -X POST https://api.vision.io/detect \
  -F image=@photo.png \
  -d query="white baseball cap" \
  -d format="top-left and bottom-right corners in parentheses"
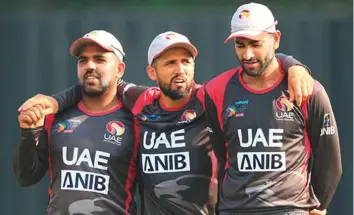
top-left (225, 2), bottom-right (278, 43)
top-left (147, 31), bottom-right (198, 65)
top-left (70, 30), bottom-right (125, 61)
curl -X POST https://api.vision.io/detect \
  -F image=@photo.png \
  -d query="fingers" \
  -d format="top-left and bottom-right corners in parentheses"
top-left (307, 78), bottom-right (314, 97)
top-left (18, 113), bottom-right (35, 125)
top-left (19, 105), bottom-right (45, 125)
top-left (31, 104), bottom-right (45, 121)
top-left (288, 86), bottom-right (295, 103)
top-left (18, 94), bottom-right (46, 112)
top-left (309, 209), bottom-right (327, 215)
top-left (300, 80), bottom-right (309, 102)
top-left (23, 108), bottom-right (41, 124)
top-left (291, 80), bottom-right (302, 106)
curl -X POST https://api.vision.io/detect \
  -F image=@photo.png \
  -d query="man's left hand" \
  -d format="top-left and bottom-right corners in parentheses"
top-left (287, 65), bottom-right (314, 106)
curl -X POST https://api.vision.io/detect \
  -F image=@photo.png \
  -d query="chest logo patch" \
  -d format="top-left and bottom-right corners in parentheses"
top-left (275, 95), bottom-right (293, 111)
top-left (54, 115), bottom-right (88, 133)
top-left (106, 121), bottom-right (125, 136)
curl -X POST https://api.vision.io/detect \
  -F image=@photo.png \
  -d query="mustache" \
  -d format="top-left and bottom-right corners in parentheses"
top-left (84, 70), bottom-right (101, 79)
top-left (170, 74), bottom-right (187, 84)
top-left (242, 58), bottom-right (259, 63)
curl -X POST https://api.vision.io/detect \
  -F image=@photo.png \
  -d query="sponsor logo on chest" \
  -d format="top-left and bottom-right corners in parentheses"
top-left (275, 95), bottom-right (295, 121)
top-left (141, 129), bottom-right (190, 174)
top-left (103, 121), bottom-right (125, 146)
top-left (61, 147), bottom-right (111, 194)
top-left (177, 110), bottom-right (197, 124)
top-left (224, 99), bottom-right (249, 118)
top-left (237, 128), bottom-right (286, 172)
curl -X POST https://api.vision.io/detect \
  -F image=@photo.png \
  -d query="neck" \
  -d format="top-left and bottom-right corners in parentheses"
top-left (80, 88), bottom-right (119, 113)
top-left (241, 57), bottom-right (283, 90)
top-left (160, 90), bottom-right (193, 110)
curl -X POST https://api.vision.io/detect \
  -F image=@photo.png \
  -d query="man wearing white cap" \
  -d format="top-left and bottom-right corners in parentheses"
top-left (19, 30), bottom-right (314, 215)
top-left (204, 3), bottom-right (341, 215)
top-left (14, 30), bottom-right (139, 215)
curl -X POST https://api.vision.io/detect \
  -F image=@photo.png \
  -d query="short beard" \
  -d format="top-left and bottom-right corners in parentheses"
top-left (157, 74), bottom-right (192, 101)
top-left (80, 83), bottom-right (109, 97)
top-left (80, 70), bottom-right (109, 97)
top-left (240, 51), bottom-right (274, 77)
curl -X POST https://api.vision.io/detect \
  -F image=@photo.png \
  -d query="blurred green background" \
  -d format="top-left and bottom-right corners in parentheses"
top-left (1, 0), bottom-right (352, 214)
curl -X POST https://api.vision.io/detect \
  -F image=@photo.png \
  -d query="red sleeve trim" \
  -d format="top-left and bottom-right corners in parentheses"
top-left (124, 119), bottom-right (140, 214)
top-left (44, 114), bottom-right (55, 200)
top-left (131, 87), bottom-right (160, 116)
top-left (196, 87), bottom-right (205, 109)
top-left (205, 68), bottom-right (240, 130)
top-left (300, 80), bottom-right (322, 187)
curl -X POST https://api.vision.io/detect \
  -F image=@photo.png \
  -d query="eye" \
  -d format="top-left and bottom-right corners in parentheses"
top-left (165, 60), bottom-right (175, 65)
top-left (95, 56), bottom-right (106, 63)
top-left (235, 42), bottom-right (245, 48)
top-left (236, 44), bottom-right (245, 48)
top-left (77, 58), bottom-right (86, 64)
top-left (251, 43), bottom-right (262, 48)
top-left (183, 59), bottom-right (192, 64)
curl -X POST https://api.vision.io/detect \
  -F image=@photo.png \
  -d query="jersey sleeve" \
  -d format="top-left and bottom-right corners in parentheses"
top-left (52, 85), bottom-right (82, 113)
top-left (121, 83), bottom-right (149, 111)
top-left (13, 126), bottom-right (49, 186)
top-left (203, 87), bottom-right (227, 169)
top-left (52, 81), bottom-right (150, 112)
top-left (276, 53), bottom-right (312, 75)
top-left (305, 81), bottom-right (342, 210)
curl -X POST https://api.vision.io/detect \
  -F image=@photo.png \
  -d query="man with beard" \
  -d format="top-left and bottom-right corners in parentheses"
top-left (204, 3), bottom-right (342, 215)
top-left (18, 31), bottom-right (313, 215)
top-left (14, 30), bottom-right (139, 215)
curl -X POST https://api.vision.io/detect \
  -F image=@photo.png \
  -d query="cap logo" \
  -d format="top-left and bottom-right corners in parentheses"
top-left (238, 9), bottom-right (250, 19)
top-left (84, 31), bottom-right (99, 39)
top-left (165, 33), bottom-right (178, 40)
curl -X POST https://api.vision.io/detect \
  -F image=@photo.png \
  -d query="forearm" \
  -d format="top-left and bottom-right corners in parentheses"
top-left (276, 53), bottom-right (311, 74)
top-left (311, 142), bottom-right (342, 210)
top-left (307, 84), bottom-right (342, 210)
top-left (14, 128), bottom-right (48, 186)
top-left (52, 85), bottom-right (82, 113)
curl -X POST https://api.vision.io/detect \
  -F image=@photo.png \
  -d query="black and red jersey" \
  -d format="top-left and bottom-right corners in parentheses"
top-left (14, 101), bottom-right (139, 215)
top-left (204, 66), bottom-right (342, 212)
top-left (122, 85), bottom-right (219, 215)
top-left (46, 53), bottom-right (320, 214)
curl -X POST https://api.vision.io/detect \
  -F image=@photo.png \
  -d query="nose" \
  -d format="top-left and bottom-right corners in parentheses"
top-left (86, 60), bottom-right (96, 70)
top-left (243, 47), bottom-right (255, 60)
top-left (174, 62), bottom-right (187, 75)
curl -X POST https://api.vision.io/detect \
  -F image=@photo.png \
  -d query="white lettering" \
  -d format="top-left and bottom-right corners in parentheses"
top-left (62, 147), bottom-right (110, 170)
top-left (238, 129), bottom-right (284, 148)
top-left (103, 134), bottom-right (122, 146)
top-left (154, 133), bottom-right (170, 149)
top-left (63, 147), bottom-right (78, 165)
top-left (276, 112), bottom-right (294, 121)
top-left (320, 126), bottom-right (335, 136)
top-left (237, 152), bottom-right (286, 172)
top-left (143, 129), bottom-right (186, 150)
top-left (61, 170), bottom-right (109, 194)
top-left (170, 129), bottom-right (185, 148)
top-left (268, 129), bottom-right (283, 147)
top-left (141, 152), bottom-right (190, 174)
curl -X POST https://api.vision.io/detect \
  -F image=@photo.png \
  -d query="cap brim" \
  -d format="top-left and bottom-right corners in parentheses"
top-left (152, 42), bottom-right (198, 63)
top-left (69, 38), bottom-right (112, 56)
top-left (224, 31), bottom-right (268, 43)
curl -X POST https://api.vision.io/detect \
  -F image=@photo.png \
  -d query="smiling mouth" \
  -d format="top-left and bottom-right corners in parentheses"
top-left (85, 76), bottom-right (98, 80)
